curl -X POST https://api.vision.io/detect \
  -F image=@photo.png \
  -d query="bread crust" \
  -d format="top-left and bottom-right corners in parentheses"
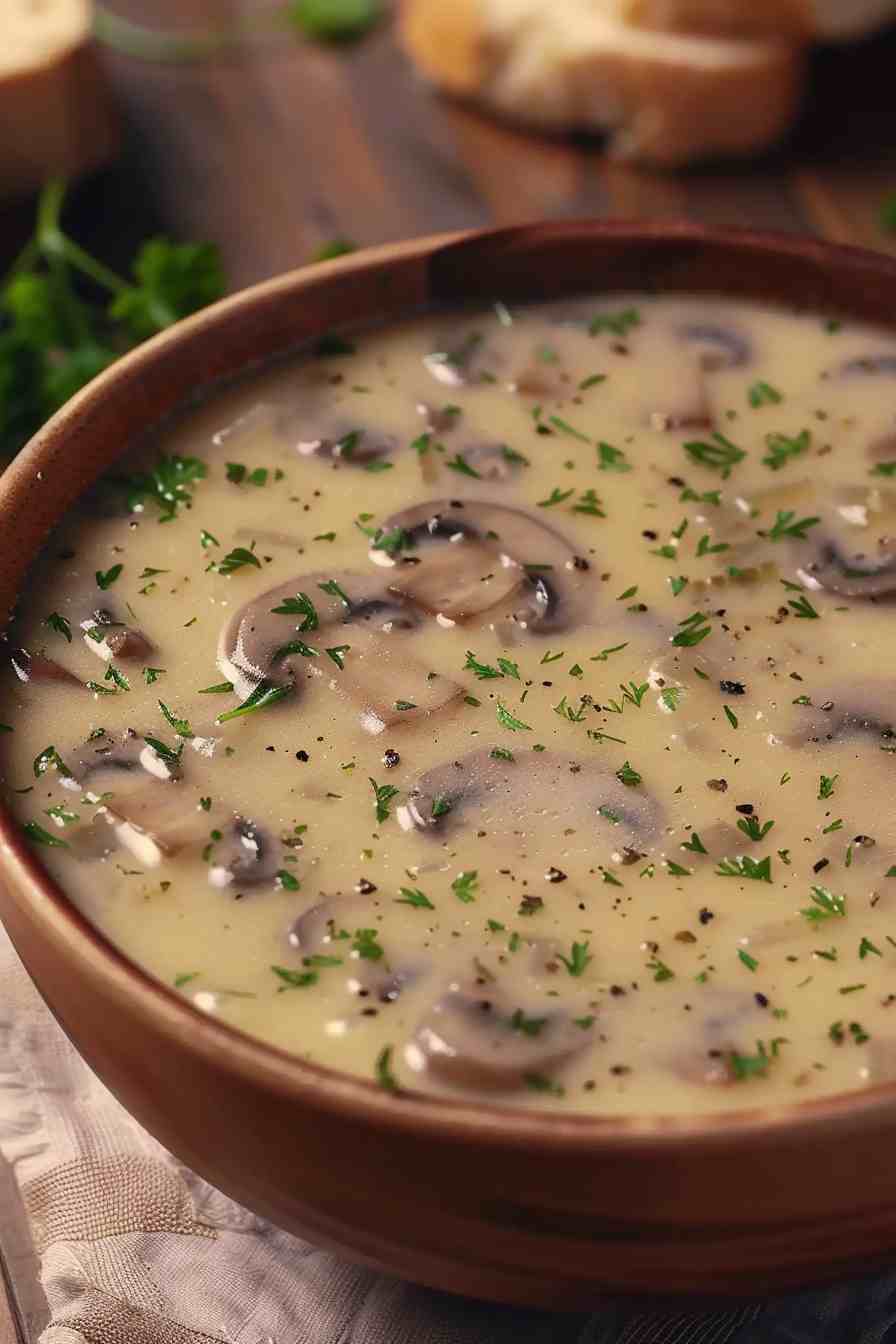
top-left (0, 10), bottom-right (118, 199)
top-left (620, 0), bottom-right (813, 39)
top-left (398, 0), bottom-right (805, 165)
top-left (623, 0), bottom-right (896, 39)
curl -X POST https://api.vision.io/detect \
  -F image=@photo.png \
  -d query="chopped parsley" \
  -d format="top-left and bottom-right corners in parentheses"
top-left (557, 941), bottom-right (592, 977)
top-left (216, 681), bottom-right (292, 722)
top-left (748, 381), bottom-right (782, 408)
top-left (762, 428), bottom-right (809, 470)
top-left (801, 885), bottom-right (847, 923)
top-left (683, 432), bottom-right (745, 478)
top-left (95, 564), bottom-right (123, 590)
top-left (715, 855), bottom-right (772, 883)
top-left (766, 510), bottom-right (820, 542)
top-left (370, 777), bottom-right (399, 824)
top-left (496, 700), bottom-right (531, 732)
top-left (271, 592), bottom-right (318, 630)
top-left (597, 441), bottom-right (631, 472)
top-left (44, 612), bottom-right (72, 641)
top-left (396, 887), bottom-right (434, 909)
top-left (452, 870), bottom-right (478, 903)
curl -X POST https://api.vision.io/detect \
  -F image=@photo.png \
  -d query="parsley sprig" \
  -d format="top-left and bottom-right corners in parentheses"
top-left (1, 181), bottom-right (224, 457)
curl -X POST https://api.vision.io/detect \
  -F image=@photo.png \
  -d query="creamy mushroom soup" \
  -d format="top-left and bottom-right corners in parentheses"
top-left (5, 294), bottom-right (896, 1115)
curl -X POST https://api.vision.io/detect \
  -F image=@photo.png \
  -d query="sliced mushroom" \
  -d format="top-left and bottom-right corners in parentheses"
top-left (207, 816), bottom-right (280, 889)
top-left (235, 528), bottom-right (304, 550)
top-left (80, 609), bottom-right (154, 663)
top-left (836, 355), bottom-right (896, 379)
top-left (798, 535), bottom-right (896, 599)
top-left (295, 426), bottom-right (396, 467)
top-left (100, 786), bottom-right (206, 867)
top-left (217, 569), bottom-right (463, 730)
top-left (668, 991), bottom-right (764, 1087)
top-left (405, 982), bottom-right (592, 1093)
top-left (423, 330), bottom-right (496, 388)
top-left (373, 500), bottom-right (591, 634)
top-left (786, 688), bottom-right (896, 747)
top-left (416, 403), bottom-right (461, 435)
top-left (678, 323), bottom-right (751, 372)
top-left (71, 728), bottom-right (182, 784)
top-left (455, 443), bottom-right (527, 482)
top-left (211, 401), bottom-right (280, 449)
top-left (218, 570), bottom-right (417, 696)
top-left (865, 1039), bottom-right (896, 1082)
top-left (398, 748), bottom-right (660, 850)
top-left (10, 648), bottom-right (80, 686)
top-left (288, 894), bottom-right (370, 956)
top-left (287, 895), bottom-right (424, 1002)
top-left (310, 625), bottom-right (463, 735)
top-left (512, 362), bottom-right (566, 400)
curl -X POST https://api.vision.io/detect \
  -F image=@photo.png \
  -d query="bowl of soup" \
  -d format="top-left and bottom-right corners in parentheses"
top-left (2, 221), bottom-right (896, 1305)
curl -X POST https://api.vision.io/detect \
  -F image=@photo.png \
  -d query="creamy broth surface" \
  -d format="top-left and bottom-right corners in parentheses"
top-left (5, 293), bottom-right (896, 1116)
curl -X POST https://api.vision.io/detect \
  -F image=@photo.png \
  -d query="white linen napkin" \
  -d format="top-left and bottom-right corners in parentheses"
top-left (0, 921), bottom-right (888, 1344)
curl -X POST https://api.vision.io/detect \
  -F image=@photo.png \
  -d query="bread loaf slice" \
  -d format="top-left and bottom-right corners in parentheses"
top-left (0, 0), bottom-right (118, 198)
top-left (398, 0), bottom-right (805, 165)
top-left (621, 0), bottom-right (896, 40)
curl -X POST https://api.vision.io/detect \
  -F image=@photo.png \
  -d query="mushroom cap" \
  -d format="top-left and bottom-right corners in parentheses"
top-left (399, 747), bottom-right (661, 851)
top-left (374, 499), bottom-right (593, 634)
top-left (405, 981), bottom-right (593, 1093)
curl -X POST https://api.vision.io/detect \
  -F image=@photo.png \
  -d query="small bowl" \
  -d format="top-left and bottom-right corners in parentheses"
top-left (3, 222), bottom-right (896, 1307)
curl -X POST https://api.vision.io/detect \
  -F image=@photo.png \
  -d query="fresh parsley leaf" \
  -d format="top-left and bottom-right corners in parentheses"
top-left (215, 681), bottom-right (292, 722)
top-left (615, 760), bottom-right (641, 787)
top-left (370, 777), bottom-right (399, 824)
top-left (445, 452), bottom-right (481, 479)
top-left (671, 611), bottom-right (712, 647)
top-left (464, 650), bottom-right (502, 680)
top-left (596, 441), bottom-right (631, 472)
top-left (766, 510), bottom-right (820, 542)
top-left (396, 887), bottom-right (434, 909)
top-left (748, 381), bottom-right (783, 408)
top-left (716, 855), bottom-right (772, 882)
top-left (44, 611), bottom-right (72, 642)
top-left (217, 546), bottom-right (260, 575)
top-left (801, 885), bottom-right (846, 923)
top-left (271, 964), bottom-right (317, 990)
top-left (452, 870), bottom-right (478, 903)
top-left (496, 699), bottom-right (531, 731)
top-left (352, 927), bottom-right (384, 960)
top-left (95, 564), bottom-right (123, 590)
top-left (537, 486), bottom-right (574, 507)
top-left (557, 940), bottom-right (592, 977)
top-left (271, 591), bottom-right (318, 631)
top-left (158, 700), bottom-right (193, 738)
top-left (288, 0), bottom-right (381, 43)
top-left (683, 432), bottom-right (745, 478)
top-left (589, 308), bottom-right (640, 337)
top-left (375, 1043), bottom-right (399, 1092)
top-left (23, 820), bottom-right (68, 848)
top-left (647, 957), bottom-right (674, 982)
top-left (762, 428), bottom-right (809, 470)
top-left (789, 593), bottom-right (819, 619)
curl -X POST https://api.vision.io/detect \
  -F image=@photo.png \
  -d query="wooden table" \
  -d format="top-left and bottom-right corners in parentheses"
top-left (0, 8), bottom-right (895, 1341)
top-left (3, 3), bottom-right (896, 284)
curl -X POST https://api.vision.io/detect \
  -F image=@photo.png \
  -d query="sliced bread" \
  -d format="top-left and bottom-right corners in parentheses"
top-left (0, 0), bottom-right (118, 198)
top-left (398, 0), bottom-right (805, 165)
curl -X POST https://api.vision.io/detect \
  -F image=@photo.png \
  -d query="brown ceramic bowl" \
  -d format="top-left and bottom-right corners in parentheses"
top-left (2, 222), bottom-right (896, 1307)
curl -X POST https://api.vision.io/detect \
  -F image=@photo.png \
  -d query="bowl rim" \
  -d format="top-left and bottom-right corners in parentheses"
top-left (4, 217), bottom-right (896, 1154)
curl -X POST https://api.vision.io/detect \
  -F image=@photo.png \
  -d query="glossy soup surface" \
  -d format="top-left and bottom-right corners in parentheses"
top-left (5, 293), bottom-right (896, 1116)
